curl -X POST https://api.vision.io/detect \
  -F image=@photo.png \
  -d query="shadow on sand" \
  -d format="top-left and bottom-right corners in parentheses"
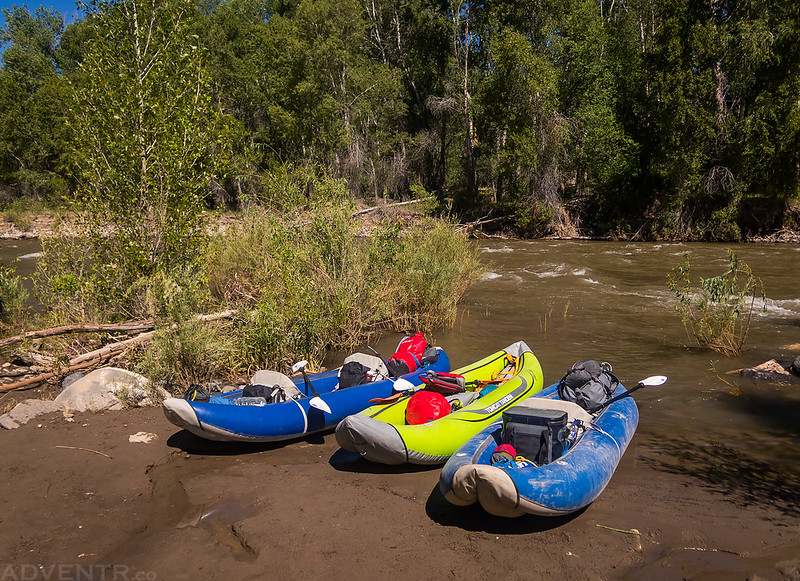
top-left (166, 428), bottom-right (328, 455)
top-left (424, 484), bottom-right (585, 534)
top-left (327, 447), bottom-right (440, 475)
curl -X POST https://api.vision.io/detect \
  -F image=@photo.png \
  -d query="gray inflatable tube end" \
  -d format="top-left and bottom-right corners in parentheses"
top-left (335, 414), bottom-right (408, 465)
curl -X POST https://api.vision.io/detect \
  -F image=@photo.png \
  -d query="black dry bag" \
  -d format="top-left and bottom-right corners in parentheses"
top-left (557, 360), bottom-right (619, 411)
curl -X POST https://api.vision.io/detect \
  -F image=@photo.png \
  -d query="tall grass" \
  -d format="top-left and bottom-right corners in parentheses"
top-left (206, 209), bottom-right (482, 374)
top-left (0, 262), bottom-right (30, 329)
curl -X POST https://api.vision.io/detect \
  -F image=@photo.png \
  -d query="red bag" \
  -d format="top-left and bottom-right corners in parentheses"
top-left (387, 333), bottom-right (429, 376)
top-left (405, 390), bottom-right (451, 425)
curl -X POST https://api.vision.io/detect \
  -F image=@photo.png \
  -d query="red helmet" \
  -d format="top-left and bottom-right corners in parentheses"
top-left (405, 390), bottom-right (451, 425)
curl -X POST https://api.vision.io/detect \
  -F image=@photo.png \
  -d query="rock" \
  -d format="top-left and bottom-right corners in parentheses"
top-left (54, 367), bottom-right (160, 412)
top-left (0, 399), bottom-right (63, 429)
top-left (792, 356), bottom-right (800, 377)
top-left (0, 367), bottom-right (168, 430)
top-left (61, 371), bottom-right (85, 391)
top-left (736, 359), bottom-right (795, 382)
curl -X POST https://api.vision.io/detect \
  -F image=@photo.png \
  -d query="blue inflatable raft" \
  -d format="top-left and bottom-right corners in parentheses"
top-left (162, 348), bottom-right (450, 442)
top-left (439, 381), bottom-right (639, 517)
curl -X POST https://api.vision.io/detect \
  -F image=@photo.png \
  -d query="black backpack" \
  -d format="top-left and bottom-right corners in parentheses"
top-left (338, 361), bottom-right (371, 389)
top-left (184, 384), bottom-right (211, 402)
top-left (557, 360), bottom-right (619, 411)
top-left (242, 383), bottom-right (300, 404)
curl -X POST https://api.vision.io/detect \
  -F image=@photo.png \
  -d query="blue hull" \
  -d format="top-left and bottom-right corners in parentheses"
top-left (162, 350), bottom-right (450, 442)
top-left (439, 382), bottom-right (638, 517)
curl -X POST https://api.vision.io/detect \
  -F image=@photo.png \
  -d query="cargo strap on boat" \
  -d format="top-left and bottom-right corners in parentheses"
top-left (475, 354), bottom-right (518, 392)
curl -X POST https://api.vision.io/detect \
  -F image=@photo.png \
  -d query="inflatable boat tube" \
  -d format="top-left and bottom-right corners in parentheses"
top-left (335, 341), bottom-right (543, 465)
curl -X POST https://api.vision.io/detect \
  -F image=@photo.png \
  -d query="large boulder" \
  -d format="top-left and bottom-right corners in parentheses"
top-left (54, 367), bottom-right (160, 412)
top-left (1, 367), bottom-right (167, 429)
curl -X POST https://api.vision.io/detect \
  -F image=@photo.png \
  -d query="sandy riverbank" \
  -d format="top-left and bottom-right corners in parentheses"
top-left (1, 405), bottom-right (798, 580)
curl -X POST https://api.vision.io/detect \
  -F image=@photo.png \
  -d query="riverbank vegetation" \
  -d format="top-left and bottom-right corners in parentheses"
top-left (1, 165), bottom-right (482, 390)
top-left (667, 250), bottom-right (766, 356)
top-left (1, 0), bottom-right (799, 242)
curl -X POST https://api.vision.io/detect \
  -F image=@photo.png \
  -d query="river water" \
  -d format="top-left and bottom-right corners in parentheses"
top-left (428, 239), bottom-right (800, 515)
top-left (4, 238), bottom-right (800, 508)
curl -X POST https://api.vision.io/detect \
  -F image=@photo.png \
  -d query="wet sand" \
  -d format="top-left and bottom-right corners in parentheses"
top-left (1, 406), bottom-right (798, 581)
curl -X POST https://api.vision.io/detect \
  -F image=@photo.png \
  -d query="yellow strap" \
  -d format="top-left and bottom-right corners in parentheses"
top-left (473, 354), bottom-right (519, 391)
top-left (515, 455), bottom-right (537, 467)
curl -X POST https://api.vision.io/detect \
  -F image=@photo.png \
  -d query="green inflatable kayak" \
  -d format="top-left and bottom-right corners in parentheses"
top-left (335, 341), bottom-right (543, 465)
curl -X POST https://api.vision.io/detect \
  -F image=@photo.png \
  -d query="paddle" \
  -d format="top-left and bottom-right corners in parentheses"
top-left (292, 360), bottom-right (333, 414)
top-left (587, 375), bottom-right (668, 415)
top-left (368, 377), bottom-right (419, 404)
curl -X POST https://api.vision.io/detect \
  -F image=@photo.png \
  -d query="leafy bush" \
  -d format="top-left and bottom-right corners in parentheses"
top-left (0, 262), bottom-right (29, 329)
top-left (134, 317), bottom-right (236, 391)
top-left (667, 250), bottom-right (766, 356)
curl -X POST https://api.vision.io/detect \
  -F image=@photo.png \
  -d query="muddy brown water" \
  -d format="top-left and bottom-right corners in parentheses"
top-left (371, 239), bottom-right (800, 510)
top-left (429, 239), bottom-right (800, 575)
top-left (4, 238), bottom-right (800, 575)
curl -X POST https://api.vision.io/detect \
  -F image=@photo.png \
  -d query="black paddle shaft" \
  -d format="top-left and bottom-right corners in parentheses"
top-left (588, 382), bottom-right (645, 414)
top-left (301, 370), bottom-right (322, 398)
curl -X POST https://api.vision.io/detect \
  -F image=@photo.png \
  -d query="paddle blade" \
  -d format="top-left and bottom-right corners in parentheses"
top-left (392, 378), bottom-right (416, 393)
top-left (309, 396), bottom-right (332, 414)
top-left (292, 360), bottom-right (309, 374)
top-left (640, 375), bottom-right (668, 387)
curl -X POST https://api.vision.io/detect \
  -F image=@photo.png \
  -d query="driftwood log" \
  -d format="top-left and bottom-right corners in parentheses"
top-left (352, 196), bottom-right (434, 216)
top-left (0, 321), bottom-right (155, 349)
top-left (0, 310), bottom-right (237, 393)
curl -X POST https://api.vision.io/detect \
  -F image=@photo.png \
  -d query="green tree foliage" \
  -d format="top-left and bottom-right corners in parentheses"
top-left (56, 0), bottom-right (237, 318)
top-left (1, 0), bottom-right (799, 239)
top-left (0, 6), bottom-right (70, 202)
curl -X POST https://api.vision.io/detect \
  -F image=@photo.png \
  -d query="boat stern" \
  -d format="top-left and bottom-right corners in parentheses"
top-left (450, 464), bottom-right (526, 518)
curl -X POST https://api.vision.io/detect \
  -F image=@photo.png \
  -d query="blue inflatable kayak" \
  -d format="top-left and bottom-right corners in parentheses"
top-left (163, 348), bottom-right (450, 442)
top-left (439, 381), bottom-right (639, 517)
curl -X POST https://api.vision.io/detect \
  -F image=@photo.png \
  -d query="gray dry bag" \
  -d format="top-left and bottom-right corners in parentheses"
top-left (557, 360), bottom-right (618, 411)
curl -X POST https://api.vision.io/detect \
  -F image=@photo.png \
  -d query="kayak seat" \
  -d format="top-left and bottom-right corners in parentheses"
top-left (446, 391), bottom-right (480, 407)
top-left (249, 370), bottom-right (304, 400)
top-left (342, 352), bottom-right (390, 379)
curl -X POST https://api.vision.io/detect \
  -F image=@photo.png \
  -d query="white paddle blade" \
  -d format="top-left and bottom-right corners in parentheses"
top-left (309, 396), bottom-right (332, 414)
top-left (640, 375), bottom-right (668, 387)
top-left (392, 378), bottom-right (416, 392)
top-left (292, 360), bottom-right (309, 374)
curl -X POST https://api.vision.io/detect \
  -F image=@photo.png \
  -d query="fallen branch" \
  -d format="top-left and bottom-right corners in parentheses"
top-left (0, 310), bottom-right (238, 393)
top-left (353, 196), bottom-right (434, 217)
top-left (68, 330), bottom-right (155, 366)
top-left (0, 357), bottom-right (104, 393)
top-left (0, 366), bottom-right (48, 378)
top-left (455, 215), bottom-right (509, 232)
top-left (0, 320), bottom-right (156, 350)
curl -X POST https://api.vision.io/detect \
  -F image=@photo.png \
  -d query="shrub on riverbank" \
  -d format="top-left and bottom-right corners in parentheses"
top-left (26, 199), bottom-right (481, 387)
top-left (204, 205), bottom-right (482, 375)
